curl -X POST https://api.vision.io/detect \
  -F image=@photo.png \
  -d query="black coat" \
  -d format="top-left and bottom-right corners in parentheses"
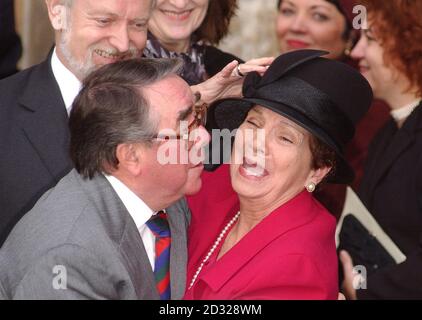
top-left (0, 57), bottom-right (72, 245)
top-left (0, 0), bottom-right (22, 79)
top-left (356, 102), bottom-right (422, 299)
top-left (203, 46), bottom-right (242, 79)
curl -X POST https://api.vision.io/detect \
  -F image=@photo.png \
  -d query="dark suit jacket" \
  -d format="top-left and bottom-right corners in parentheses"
top-left (0, 56), bottom-right (72, 245)
top-left (355, 102), bottom-right (422, 299)
top-left (0, 0), bottom-right (22, 79)
top-left (0, 170), bottom-right (190, 299)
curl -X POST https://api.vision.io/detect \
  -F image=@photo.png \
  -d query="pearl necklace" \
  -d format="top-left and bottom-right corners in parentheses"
top-left (188, 211), bottom-right (241, 290)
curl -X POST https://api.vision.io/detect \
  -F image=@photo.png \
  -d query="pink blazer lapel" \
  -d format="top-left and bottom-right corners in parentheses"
top-left (198, 191), bottom-right (319, 293)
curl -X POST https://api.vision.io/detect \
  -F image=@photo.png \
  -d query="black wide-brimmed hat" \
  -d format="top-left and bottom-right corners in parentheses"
top-left (207, 49), bottom-right (373, 184)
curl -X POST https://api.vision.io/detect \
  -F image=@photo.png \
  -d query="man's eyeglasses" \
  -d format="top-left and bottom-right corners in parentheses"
top-left (152, 92), bottom-right (208, 150)
top-left (188, 91), bottom-right (208, 132)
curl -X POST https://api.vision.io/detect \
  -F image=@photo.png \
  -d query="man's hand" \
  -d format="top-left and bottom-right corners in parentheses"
top-left (340, 250), bottom-right (358, 300)
top-left (191, 57), bottom-right (274, 104)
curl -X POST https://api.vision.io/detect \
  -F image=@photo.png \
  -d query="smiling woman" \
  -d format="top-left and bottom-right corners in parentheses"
top-left (143, 0), bottom-right (240, 86)
top-left (185, 49), bottom-right (373, 300)
top-left (148, 0), bottom-right (210, 53)
top-left (276, 0), bottom-right (353, 59)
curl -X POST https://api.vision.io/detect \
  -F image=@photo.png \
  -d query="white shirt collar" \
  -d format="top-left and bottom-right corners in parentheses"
top-left (390, 99), bottom-right (421, 122)
top-left (51, 47), bottom-right (82, 115)
top-left (104, 174), bottom-right (155, 229)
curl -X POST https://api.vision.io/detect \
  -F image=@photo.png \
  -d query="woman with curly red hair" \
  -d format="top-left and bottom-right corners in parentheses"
top-left (339, 0), bottom-right (422, 299)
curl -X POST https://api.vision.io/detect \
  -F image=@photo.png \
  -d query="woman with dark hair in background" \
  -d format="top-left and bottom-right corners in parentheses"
top-left (0, 0), bottom-right (22, 79)
top-left (275, 0), bottom-right (390, 217)
top-left (277, 0), bottom-right (356, 60)
top-left (339, 0), bottom-right (422, 299)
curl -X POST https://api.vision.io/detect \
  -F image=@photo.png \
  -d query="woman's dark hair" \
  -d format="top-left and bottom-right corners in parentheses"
top-left (195, 0), bottom-right (238, 44)
top-left (69, 58), bottom-right (183, 179)
top-left (309, 135), bottom-right (337, 180)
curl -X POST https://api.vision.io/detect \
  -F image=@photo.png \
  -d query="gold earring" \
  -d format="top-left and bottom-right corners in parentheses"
top-left (344, 39), bottom-right (354, 57)
top-left (344, 48), bottom-right (351, 56)
top-left (345, 46), bottom-right (353, 56)
top-left (306, 182), bottom-right (316, 193)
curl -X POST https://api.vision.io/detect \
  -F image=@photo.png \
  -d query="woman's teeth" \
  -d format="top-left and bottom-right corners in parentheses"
top-left (242, 158), bottom-right (266, 177)
top-left (243, 166), bottom-right (266, 177)
top-left (162, 10), bottom-right (191, 18)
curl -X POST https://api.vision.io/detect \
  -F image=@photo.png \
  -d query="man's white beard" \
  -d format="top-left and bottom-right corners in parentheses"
top-left (58, 29), bottom-right (97, 80)
top-left (57, 16), bottom-right (141, 80)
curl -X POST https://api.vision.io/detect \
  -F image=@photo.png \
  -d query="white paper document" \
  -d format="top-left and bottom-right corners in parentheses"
top-left (335, 187), bottom-right (406, 264)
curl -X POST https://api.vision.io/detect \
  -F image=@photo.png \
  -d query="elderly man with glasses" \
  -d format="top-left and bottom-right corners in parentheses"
top-left (0, 58), bottom-right (211, 300)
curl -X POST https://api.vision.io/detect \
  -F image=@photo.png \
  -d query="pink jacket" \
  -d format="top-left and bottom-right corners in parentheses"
top-left (184, 165), bottom-right (338, 300)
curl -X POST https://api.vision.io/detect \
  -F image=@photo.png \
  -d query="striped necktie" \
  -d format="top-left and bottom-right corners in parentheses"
top-left (146, 211), bottom-right (171, 300)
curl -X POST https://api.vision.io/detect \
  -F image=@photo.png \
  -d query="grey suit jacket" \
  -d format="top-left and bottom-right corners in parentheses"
top-left (0, 170), bottom-right (190, 300)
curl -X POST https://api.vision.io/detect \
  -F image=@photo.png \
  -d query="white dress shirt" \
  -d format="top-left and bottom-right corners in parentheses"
top-left (104, 174), bottom-right (156, 270)
top-left (50, 48), bottom-right (81, 115)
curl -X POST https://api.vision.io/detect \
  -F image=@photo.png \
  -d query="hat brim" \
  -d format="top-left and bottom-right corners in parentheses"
top-left (208, 97), bottom-right (354, 184)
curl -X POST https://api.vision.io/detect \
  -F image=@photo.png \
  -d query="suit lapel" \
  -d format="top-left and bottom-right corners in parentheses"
top-left (119, 223), bottom-right (158, 299)
top-left (197, 191), bottom-right (318, 293)
top-left (16, 57), bottom-right (71, 180)
top-left (117, 199), bottom-right (189, 300)
top-left (77, 173), bottom-right (190, 300)
top-left (366, 103), bottom-right (422, 199)
top-left (78, 173), bottom-right (159, 299)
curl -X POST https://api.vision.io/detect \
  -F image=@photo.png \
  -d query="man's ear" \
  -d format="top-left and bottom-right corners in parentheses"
top-left (45, 0), bottom-right (68, 31)
top-left (115, 143), bottom-right (143, 176)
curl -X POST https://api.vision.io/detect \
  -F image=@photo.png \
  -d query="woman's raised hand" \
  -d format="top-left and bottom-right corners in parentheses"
top-left (191, 57), bottom-right (274, 104)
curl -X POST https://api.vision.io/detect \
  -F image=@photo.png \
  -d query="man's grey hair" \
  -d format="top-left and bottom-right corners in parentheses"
top-left (69, 58), bottom-right (184, 179)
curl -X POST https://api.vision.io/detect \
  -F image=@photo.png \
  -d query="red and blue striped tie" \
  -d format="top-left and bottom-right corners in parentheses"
top-left (146, 211), bottom-right (171, 300)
